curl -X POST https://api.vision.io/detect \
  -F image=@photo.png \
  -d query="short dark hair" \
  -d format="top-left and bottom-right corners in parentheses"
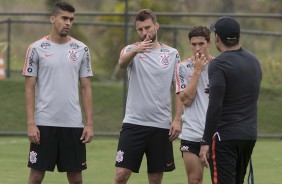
top-left (188, 26), bottom-right (211, 42)
top-left (135, 9), bottom-right (157, 24)
top-left (51, 1), bottom-right (75, 16)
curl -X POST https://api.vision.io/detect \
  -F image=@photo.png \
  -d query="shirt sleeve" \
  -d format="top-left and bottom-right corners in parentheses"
top-left (202, 60), bottom-right (226, 144)
top-left (120, 44), bottom-right (137, 69)
top-left (80, 46), bottom-right (93, 78)
top-left (172, 51), bottom-right (181, 82)
top-left (175, 62), bottom-right (188, 94)
top-left (22, 44), bottom-right (39, 77)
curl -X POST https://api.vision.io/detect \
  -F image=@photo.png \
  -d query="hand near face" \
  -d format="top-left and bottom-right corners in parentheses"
top-left (135, 34), bottom-right (153, 53)
top-left (191, 53), bottom-right (209, 74)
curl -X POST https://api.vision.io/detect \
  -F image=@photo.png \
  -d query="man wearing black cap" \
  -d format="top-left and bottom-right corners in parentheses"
top-left (199, 16), bottom-right (262, 184)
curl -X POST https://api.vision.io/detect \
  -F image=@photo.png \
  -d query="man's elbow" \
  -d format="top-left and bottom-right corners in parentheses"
top-left (119, 64), bottom-right (127, 69)
top-left (118, 60), bottom-right (127, 69)
top-left (179, 93), bottom-right (193, 107)
top-left (179, 96), bottom-right (192, 107)
top-left (182, 100), bottom-right (192, 107)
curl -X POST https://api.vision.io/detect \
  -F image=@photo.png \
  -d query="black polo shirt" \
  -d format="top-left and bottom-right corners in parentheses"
top-left (203, 47), bottom-right (262, 144)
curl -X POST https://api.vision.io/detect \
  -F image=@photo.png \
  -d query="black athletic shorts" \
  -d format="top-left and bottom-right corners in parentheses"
top-left (28, 126), bottom-right (87, 172)
top-left (180, 139), bottom-right (200, 157)
top-left (115, 123), bottom-right (175, 173)
top-left (209, 134), bottom-right (256, 184)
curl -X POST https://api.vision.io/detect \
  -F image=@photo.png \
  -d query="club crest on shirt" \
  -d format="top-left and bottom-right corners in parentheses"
top-left (159, 54), bottom-right (170, 68)
top-left (68, 50), bottom-right (79, 62)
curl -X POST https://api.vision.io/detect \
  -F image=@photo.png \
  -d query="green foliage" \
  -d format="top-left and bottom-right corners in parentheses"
top-left (2, 0), bottom-right (282, 85)
top-left (260, 57), bottom-right (282, 87)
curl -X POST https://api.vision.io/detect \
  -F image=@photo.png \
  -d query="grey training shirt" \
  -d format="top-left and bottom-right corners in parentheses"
top-left (121, 42), bottom-right (181, 129)
top-left (22, 36), bottom-right (93, 127)
top-left (175, 58), bottom-right (210, 142)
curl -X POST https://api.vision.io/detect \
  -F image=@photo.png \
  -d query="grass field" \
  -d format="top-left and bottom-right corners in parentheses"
top-left (0, 78), bottom-right (282, 183)
top-left (0, 136), bottom-right (281, 184)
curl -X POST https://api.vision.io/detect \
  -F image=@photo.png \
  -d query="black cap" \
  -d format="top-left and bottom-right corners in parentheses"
top-left (210, 16), bottom-right (240, 41)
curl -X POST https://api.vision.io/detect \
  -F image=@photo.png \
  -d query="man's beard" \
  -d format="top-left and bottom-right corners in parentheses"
top-left (59, 32), bottom-right (68, 37)
top-left (59, 28), bottom-right (70, 37)
top-left (141, 34), bottom-right (156, 42)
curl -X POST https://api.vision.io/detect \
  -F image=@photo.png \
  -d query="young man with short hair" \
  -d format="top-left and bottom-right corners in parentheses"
top-left (176, 26), bottom-right (214, 184)
top-left (23, 1), bottom-right (94, 183)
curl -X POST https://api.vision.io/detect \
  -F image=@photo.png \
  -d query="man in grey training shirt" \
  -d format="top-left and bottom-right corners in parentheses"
top-left (113, 9), bottom-right (182, 184)
top-left (176, 26), bottom-right (214, 184)
top-left (22, 2), bottom-right (93, 184)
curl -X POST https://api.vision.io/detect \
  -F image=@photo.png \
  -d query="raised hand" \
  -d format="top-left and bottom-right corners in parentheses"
top-left (192, 53), bottom-right (209, 73)
top-left (135, 34), bottom-right (153, 53)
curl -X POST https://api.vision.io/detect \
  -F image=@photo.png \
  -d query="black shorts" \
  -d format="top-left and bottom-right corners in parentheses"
top-left (115, 123), bottom-right (175, 173)
top-left (180, 139), bottom-right (200, 157)
top-left (28, 126), bottom-right (87, 172)
top-left (209, 135), bottom-right (256, 184)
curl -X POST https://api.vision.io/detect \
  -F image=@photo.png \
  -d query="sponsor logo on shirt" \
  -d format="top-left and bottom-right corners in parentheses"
top-left (166, 162), bottom-right (174, 167)
top-left (27, 48), bottom-right (36, 73)
top-left (40, 42), bottom-right (50, 49)
top-left (180, 145), bottom-right (190, 152)
top-left (138, 55), bottom-right (147, 59)
top-left (44, 53), bottom-right (53, 58)
top-left (81, 162), bottom-right (87, 167)
top-left (70, 42), bottom-right (80, 49)
top-left (160, 48), bottom-right (170, 52)
top-left (179, 65), bottom-right (185, 85)
top-left (84, 47), bottom-right (91, 73)
top-left (187, 63), bottom-right (194, 70)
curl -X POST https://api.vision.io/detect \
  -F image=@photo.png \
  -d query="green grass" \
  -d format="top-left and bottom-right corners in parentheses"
top-left (0, 79), bottom-right (124, 132)
top-left (1, 79), bottom-right (282, 134)
top-left (0, 136), bottom-right (281, 184)
top-left (257, 86), bottom-right (282, 133)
